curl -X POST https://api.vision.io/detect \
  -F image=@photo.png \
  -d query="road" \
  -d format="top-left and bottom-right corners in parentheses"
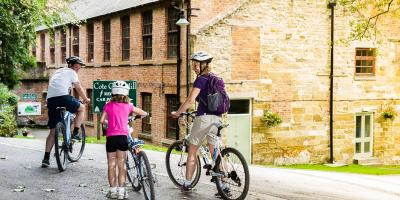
top-left (0, 135), bottom-right (399, 200)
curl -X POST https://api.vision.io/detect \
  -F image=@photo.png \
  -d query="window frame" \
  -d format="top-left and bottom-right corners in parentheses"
top-left (86, 89), bottom-right (93, 122)
top-left (142, 10), bottom-right (153, 60)
top-left (167, 7), bottom-right (179, 58)
top-left (49, 34), bottom-right (55, 64)
top-left (103, 19), bottom-right (111, 62)
top-left (121, 15), bottom-right (130, 61)
top-left (87, 23), bottom-right (94, 63)
top-left (40, 33), bottom-right (45, 62)
top-left (60, 29), bottom-right (67, 64)
top-left (166, 94), bottom-right (178, 139)
top-left (72, 26), bottom-right (80, 56)
top-left (355, 48), bottom-right (376, 76)
top-left (141, 93), bottom-right (152, 134)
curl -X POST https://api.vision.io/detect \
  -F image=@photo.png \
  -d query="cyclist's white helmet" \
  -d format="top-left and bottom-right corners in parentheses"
top-left (190, 51), bottom-right (213, 63)
top-left (112, 81), bottom-right (129, 96)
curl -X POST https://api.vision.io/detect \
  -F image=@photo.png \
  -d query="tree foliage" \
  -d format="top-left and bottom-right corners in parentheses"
top-left (0, 0), bottom-right (73, 89)
top-left (339, 0), bottom-right (400, 41)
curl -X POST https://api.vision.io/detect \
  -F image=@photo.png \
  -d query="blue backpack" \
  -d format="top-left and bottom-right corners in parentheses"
top-left (200, 73), bottom-right (230, 115)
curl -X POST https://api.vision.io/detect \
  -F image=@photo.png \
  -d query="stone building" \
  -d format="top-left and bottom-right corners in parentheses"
top-left (189, 0), bottom-right (400, 165)
top-left (20, 0), bottom-right (400, 165)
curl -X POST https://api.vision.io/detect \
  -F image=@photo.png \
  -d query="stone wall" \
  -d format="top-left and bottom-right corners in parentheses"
top-left (192, 0), bottom-right (400, 164)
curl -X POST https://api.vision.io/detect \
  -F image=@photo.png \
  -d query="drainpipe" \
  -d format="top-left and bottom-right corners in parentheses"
top-left (68, 25), bottom-right (72, 57)
top-left (186, 0), bottom-right (191, 98)
top-left (328, 0), bottom-right (336, 164)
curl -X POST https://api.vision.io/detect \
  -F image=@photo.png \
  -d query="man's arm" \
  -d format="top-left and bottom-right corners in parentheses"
top-left (73, 82), bottom-right (90, 104)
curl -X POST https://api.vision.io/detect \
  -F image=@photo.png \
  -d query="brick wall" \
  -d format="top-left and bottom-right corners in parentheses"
top-left (30, 1), bottom-right (189, 144)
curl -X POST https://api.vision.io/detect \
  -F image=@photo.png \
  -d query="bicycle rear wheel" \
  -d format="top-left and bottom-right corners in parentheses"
top-left (215, 147), bottom-right (250, 200)
top-left (165, 140), bottom-right (201, 188)
top-left (126, 149), bottom-right (141, 192)
top-left (138, 151), bottom-right (155, 200)
top-left (54, 122), bottom-right (67, 172)
top-left (67, 124), bottom-right (86, 162)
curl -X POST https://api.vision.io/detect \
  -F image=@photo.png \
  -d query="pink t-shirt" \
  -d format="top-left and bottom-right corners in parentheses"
top-left (104, 102), bottom-right (134, 137)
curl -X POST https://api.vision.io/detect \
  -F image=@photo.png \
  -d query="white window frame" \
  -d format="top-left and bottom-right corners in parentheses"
top-left (354, 112), bottom-right (374, 159)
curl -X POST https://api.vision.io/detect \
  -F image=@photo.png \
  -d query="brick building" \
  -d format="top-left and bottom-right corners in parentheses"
top-left (19, 0), bottom-right (400, 165)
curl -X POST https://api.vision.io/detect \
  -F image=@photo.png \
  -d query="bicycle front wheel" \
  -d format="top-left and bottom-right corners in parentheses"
top-left (67, 124), bottom-right (86, 162)
top-left (138, 151), bottom-right (155, 200)
top-left (215, 147), bottom-right (250, 200)
top-left (126, 150), bottom-right (141, 192)
top-left (165, 140), bottom-right (201, 188)
top-left (54, 122), bottom-right (67, 172)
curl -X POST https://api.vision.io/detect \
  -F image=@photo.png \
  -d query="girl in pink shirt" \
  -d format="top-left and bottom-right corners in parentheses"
top-left (100, 81), bottom-right (147, 199)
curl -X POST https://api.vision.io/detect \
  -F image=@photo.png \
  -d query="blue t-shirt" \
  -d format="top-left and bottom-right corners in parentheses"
top-left (193, 75), bottom-right (210, 116)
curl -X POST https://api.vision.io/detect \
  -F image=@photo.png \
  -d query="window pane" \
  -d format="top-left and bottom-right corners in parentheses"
top-left (141, 93), bottom-right (152, 134)
top-left (356, 142), bottom-right (361, 153)
top-left (364, 115), bottom-right (370, 137)
top-left (364, 142), bottom-right (370, 153)
top-left (356, 116), bottom-right (361, 138)
top-left (228, 100), bottom-right (250, 114)
top-left (356, 50), bottom-right (361, 56)
top-left (166, 95), bottom-right (178, 139)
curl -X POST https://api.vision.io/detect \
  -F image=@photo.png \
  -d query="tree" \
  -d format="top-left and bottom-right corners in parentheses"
top-left (339, 0), bottom-right (400, 41)
top-left (0, 0), bottom-right (74, 89)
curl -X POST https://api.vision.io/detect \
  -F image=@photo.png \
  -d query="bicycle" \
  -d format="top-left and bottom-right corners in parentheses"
top-left (54, 107), bottom-right (86, 172)
top-left (124, 115), bottom-right (156, 200)
top-left (165, 111), bottom-right (250, 200)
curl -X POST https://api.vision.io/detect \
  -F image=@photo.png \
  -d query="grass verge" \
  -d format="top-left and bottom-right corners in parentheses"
top-left (86, 136), bottom-right (168, 152)
top-left (279, 164), bottom-right (400, 175)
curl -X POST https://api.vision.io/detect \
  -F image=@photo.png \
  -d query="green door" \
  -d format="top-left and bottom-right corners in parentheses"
top-left (227, 99), bottom-right (251, 164)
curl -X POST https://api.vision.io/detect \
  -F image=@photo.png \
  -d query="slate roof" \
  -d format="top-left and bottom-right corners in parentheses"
top-left (36, 0), bottom-right (160, 31)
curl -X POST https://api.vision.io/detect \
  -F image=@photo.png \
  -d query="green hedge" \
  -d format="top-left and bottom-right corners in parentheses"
top-left (0, 84), bottom-right (18, 137)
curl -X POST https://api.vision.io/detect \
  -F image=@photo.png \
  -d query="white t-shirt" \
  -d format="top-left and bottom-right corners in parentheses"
top-left (46, 67), bottom-right (79, 99)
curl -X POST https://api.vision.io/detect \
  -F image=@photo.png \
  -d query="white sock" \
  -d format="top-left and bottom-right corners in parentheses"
top-left (118, 187), bottom-right (125, 194)
top-left (110, 187), bottom-right (117, 193)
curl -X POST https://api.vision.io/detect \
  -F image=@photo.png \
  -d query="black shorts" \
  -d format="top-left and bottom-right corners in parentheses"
top-left (106, 135), bottom-right (128, 152)
top-left (47, 95), bottom-right (80, 128)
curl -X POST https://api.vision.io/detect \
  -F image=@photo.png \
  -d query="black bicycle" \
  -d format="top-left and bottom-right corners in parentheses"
top-left (124, 115), bottom-right (156, 200)
top-left (165, 111), bottom-right (250, 200)
top-left (54, 107), bottom-right (86, 172)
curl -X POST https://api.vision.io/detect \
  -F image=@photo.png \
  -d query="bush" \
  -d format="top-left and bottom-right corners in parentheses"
top-left (0, 84), bottom-right (18, 137)
top-left (261, 110), bottom-right (283, 128)
top-left (0, 108), bottom-right (17, 137)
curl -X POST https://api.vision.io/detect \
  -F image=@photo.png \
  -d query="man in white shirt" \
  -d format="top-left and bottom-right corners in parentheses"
top-left (42, 56), bottom-right (90, 168)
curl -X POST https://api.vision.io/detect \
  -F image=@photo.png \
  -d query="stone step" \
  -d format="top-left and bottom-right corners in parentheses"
top-left (353, 158), bottom-right (382, 166)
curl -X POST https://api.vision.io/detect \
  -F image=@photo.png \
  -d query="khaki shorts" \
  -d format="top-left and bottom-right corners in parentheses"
top-left (188, 115), bottom-right (222, 146)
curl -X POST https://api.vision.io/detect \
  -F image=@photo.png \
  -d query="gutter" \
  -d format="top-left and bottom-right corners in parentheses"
top-left (328, 0), bottom-right (336, 164)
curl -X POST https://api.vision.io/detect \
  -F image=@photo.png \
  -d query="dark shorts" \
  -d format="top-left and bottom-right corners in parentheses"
top-left (106, 135), bottom-right (128, 152)
top-left (47, 95), bottom-right (80, 129)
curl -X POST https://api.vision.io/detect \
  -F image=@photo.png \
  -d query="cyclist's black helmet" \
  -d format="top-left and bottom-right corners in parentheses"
top-left (66, 56), bottom-right (85, 66)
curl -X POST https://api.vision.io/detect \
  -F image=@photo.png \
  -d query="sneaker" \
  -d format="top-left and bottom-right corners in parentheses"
top-left (106, 190), bottom-right (118, 199)
top-left (215, 187), bottom-right (232, 198)
top-left (180, 184), bottom-right (192, 192)
top-left (41, 159), bottom-right (50, 168)
top-left (117, 191), bottom-right (128, 200)
top-left (72, 132), bottom-right (81, 140)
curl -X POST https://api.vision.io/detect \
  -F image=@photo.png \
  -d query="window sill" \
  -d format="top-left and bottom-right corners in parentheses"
top-left (354, 75), bottom-right (376, 81)
top-left (139, 60), bottom-right (153, 66)
top-left (117, 61), bottom-right (130, 66)
top-left (138, 132), bottom-right (152, 140)
top-left (163, 59), bottom-right (177, 65)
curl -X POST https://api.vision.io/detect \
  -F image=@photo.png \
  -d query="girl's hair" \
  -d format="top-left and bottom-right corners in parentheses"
top-left (200, 62), bottom-right (210, 75)
top-left (110, 94), bottom-right (130, 103)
